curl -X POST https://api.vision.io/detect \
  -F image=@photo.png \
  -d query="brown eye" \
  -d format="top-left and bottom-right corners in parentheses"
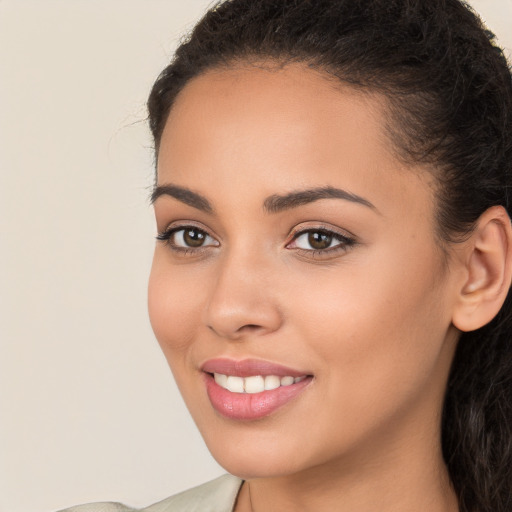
top-left (307, 231), bottom-right (333, 250)
top-left (288, 228), bottom-right (355, 254)
top-left (182, 228), bottom-right (207, 247)
top-left (156, 226), bottom-right (219, 250)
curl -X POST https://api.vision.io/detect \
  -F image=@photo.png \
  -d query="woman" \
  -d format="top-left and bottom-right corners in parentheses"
top-left (63, 0), bottom-right (512, 511)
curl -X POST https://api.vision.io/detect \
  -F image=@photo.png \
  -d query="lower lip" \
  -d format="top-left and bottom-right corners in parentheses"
top-left (204, 373), bottom-right (313, 420)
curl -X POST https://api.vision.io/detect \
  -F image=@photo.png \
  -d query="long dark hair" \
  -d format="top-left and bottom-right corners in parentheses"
top-left (147, 1), bottom-right (512, 510)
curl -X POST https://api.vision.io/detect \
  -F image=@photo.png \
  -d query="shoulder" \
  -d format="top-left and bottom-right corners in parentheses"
top-left (57, 474), bottom-right (243, 512)
top-left (143, 475), bottom-right (243, 512)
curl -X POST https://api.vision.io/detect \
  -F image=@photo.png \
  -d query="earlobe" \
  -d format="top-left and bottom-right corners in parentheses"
top-left (452, 206), bottom-right (512, 332)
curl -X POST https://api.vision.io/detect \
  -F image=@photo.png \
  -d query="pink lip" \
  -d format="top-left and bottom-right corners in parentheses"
top-left (201, 358), bottom-right (308, 377)
top-left (202, 358), bottom-right (313, 420)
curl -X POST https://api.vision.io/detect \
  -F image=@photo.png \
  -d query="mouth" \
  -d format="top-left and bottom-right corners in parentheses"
top-left (212, 373), bottom-right (307, 393)
top-left (201, 358), bottom-right (313, 420)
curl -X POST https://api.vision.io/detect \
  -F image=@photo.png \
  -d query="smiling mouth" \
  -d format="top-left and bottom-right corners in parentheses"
top-left (201, 358), bottom-right (313, 419)
top-left (203, 372), bottom-right (314, 422)
top-left (211, 373), bottom-right (307, 393)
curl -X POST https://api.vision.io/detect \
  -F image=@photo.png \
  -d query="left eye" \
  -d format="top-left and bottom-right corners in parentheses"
top-left (290, 229), bottom-right (353, 251)
top-left (174, 228), bottom-right (213, 248)
top-left (157, 226), bottom-right (218, 249)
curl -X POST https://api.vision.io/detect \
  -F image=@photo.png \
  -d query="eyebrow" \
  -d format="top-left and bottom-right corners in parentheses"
top-left (151, 184), bottom-right (214, 213)
top-left (263, 186), bottom-right (376, 213)
top-left (151, 184), bottom-right (376, 214)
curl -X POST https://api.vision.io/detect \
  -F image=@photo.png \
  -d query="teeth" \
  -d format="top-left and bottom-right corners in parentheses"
top-left (264, 375), bottom-right (281, 390)
top-left (280, 376), bottom-right (294, 386)
top-left (213, 373), bottom-right (307, 393)
top-left (226, 375), bottom-right (244, 393)
top-left (214, 373), bottom-right (228, 387)
top-left (244, 375), bottom-right (265, 393)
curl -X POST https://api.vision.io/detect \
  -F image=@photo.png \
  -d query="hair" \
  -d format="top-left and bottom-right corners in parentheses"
top-left (147, 1), bottom-right (512, 510)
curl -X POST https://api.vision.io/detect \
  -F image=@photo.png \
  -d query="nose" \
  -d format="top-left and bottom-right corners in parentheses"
top-left (203, 249), bottom-right (283, 340)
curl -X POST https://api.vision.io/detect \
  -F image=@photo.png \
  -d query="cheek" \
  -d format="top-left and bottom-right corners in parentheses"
top-left (289, 246), bottom-right (450, 405)
top-left (147, 253), bottom-right (205, 356)
top-left (271, 258), bottom-right (451, 460)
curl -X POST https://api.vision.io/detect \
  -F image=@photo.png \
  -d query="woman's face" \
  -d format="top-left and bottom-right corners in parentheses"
top-left (148, 64), bottom-right (461, 479)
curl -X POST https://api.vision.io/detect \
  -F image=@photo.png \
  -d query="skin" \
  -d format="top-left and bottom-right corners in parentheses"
top-left (148, 63), bottom-right (464, 511)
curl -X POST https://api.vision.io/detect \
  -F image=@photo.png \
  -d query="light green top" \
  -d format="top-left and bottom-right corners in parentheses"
top-left (58, 475), bottom-right (243, 512)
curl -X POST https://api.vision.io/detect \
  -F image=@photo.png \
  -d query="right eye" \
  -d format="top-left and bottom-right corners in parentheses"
top-left (156, 226), bottom-right (219, 251)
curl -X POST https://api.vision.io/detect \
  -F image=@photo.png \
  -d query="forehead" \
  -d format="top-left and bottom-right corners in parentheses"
top-left (157, 63), bottom-right (434, 218)
top-left (161, 63), bottom-right (389, 164)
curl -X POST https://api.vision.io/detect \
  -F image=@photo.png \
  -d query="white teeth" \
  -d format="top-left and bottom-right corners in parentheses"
top-left (213, 373), bottom-right (307, 393)
top-left (226, 375), bottom-right (244, 393)
top-left (214, 373), bottom-right (228, 387)
top-left (244, 375), bottom-right (265, 394)
top-left (280, 376), bottom-right (294, 386)
top-left (264, 375), bottom-right (281, 391)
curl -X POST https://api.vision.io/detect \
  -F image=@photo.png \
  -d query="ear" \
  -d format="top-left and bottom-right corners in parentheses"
top-left (452, 206), bottom-right (512, 332)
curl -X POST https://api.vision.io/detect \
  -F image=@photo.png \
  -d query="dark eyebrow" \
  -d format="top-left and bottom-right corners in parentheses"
top-left (263, 186), bottom-right (377, 213)
top-left (151, 184), bottom-right (214, 213)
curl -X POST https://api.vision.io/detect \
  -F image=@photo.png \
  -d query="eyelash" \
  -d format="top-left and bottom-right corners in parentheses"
top-left (288, 226), bottom-right (356, 258)
top-left (156, 224), bottom-right (356, 258)
top-left (156, 225), bottom-right (218, 255)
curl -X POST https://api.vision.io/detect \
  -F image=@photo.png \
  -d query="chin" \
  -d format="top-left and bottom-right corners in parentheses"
top-left (212, 451), bottom-right (304, 480)
top-left (198, 422), bottom-right (318, 480)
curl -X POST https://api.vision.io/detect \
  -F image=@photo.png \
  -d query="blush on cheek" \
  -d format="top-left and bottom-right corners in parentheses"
top-left (148, 274), bottom-right (196, 353)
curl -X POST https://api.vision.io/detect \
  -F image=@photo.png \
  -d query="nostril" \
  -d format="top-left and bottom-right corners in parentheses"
top-left (208, 322), bottom-right (265, 339)
top-left (237, 324), bottom-right (263, 332)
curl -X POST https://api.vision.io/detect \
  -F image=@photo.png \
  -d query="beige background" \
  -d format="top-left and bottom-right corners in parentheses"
top-left (0, 1), bottom-right (511, 511)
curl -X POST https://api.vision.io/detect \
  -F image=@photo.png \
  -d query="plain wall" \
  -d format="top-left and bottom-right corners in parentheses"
top-left (0, 1), bottom-right (511, 511)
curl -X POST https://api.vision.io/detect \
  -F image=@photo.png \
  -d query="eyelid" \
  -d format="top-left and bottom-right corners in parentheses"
top-left (285, 223), bottom-right (357, 255)
top-left (156, 221), bottom-right (220, 252)
top-left (287, 223), bottom-right (356, 243)
top-left (157, 219), bottom-right (219, 239)
top-left (157, 218), bottom-right (210, 232)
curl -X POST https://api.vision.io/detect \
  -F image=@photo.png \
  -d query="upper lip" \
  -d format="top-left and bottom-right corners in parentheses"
top-left (201, 358), bottom-right (310, 378)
